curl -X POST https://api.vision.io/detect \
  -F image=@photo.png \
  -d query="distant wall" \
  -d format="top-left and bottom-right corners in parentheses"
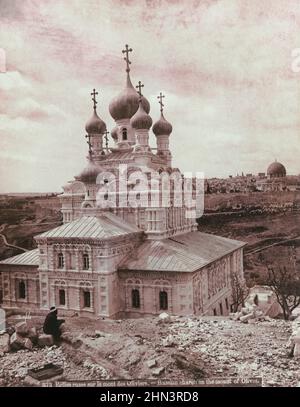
top-left (204, 191), bottom-right (300, 213)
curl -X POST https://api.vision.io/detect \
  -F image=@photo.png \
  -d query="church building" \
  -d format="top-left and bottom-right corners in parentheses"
top-left (0, 45), bottom-right (246, 318)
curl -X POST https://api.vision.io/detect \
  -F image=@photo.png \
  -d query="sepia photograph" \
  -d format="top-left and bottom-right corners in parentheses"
top-left (0, 0), bottom-right (300, 395)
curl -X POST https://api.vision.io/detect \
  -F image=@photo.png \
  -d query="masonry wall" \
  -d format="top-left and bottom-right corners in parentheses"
top-left (0, 265), bottom-right (40, 311)
top-left (117, 270), bottom-right (193, 317)
top-left (0, 247), bottom-right (244, 319)
top-left (204, 191), bottom-right (300, 212)
top-left (118, 248), bottom-right (244, 318)
top-left (194, 248), bottom-right (244, 316)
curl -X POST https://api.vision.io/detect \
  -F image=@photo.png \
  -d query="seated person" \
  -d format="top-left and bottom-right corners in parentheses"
top-left (43, 306), bottom-right (65, 341)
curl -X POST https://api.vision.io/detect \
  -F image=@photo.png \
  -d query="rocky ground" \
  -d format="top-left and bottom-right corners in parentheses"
top-left (1, 314), bottom-right (299, 387)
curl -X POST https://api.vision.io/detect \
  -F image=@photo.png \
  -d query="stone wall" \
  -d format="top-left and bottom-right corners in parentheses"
top-left (118, 248), bottom-right (244, 318)
top-left (0, 246), bottom-right (244, 319)
top-left (0, 266), bottom-right (40, 312)
top-left (204, 191), bottom-right (300, 213)
top-left (118, 270), bottom-right (194, 317)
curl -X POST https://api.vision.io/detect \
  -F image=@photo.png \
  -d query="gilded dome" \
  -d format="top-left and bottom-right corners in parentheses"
top-left (267, 161), bottom-right (286, 178)
top-left (75, 160), bottom-right (101, 184)
top-left (130, 101), bottom-right (152, 130)
top-left (85, 110), bottom-right (106, 134)
top-left (152, 113), bottom-right (173, 136)
top-left (109, 74), bottom-right (150, 121)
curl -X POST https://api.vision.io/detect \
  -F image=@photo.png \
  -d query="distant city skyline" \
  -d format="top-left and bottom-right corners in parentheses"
top-left (0, 0), bottom-right (299, 192)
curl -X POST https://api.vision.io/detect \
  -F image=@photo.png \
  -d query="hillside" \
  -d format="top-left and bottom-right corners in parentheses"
top-left (0, 314), bottom-right (297, 387)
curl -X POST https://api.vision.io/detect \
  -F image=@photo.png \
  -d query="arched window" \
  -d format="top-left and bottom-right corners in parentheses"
top-left (132, 289), bottom-right (140, 309)
top-left (159, 291), bottom-right (168, 310)
top-left (58, 253), bottom-right (64, 269)
top-left (122, 128), bottom-right (127, 140)
top-left (83, 291), bottom-right (91, 308)
top-left (18, 281), bottom-right (26, 299)
top-left (59, 289), bottom-right (66, 306)
top-left (83, 253), bottom-right (89, 270)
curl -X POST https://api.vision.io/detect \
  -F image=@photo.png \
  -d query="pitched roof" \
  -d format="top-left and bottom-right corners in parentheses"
top-left (103, 150), bottom-right (165, 164)
top-left (35, 214), bottom-right (141, 240)
top-left (0, 249), bottom-right (39, 266)
top-left (120, 231), bottom-right (245, 273)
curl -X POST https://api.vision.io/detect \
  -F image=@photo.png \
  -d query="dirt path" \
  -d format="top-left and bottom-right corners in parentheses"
top-left (0, 223), bottom-right (28, 252)
top-left (245, 236), bottom-right (300, 256)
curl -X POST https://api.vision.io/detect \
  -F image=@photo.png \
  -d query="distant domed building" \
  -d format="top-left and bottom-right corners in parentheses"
top-left (267, 160), bottom-right (286, 179)
top-left (257, 160), bottom-right (287, 192)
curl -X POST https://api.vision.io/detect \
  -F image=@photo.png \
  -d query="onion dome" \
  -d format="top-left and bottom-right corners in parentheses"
top-left (152, 112), bottom-right (173, 136)
top-left (85, 110), bottom-right (106, 134)
top-left (111, 126), bottom-right (118, 141)
top-left (75, 160), bottom-right (101, 184)
top-left (130, 100), bottom-right (152, 130)
top-left (267, 161), bottom-right (286, 178)
top-left (109, 74), bottom-right (150, 121)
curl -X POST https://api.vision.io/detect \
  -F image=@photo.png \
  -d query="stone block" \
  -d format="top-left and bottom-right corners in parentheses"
top-left (28, 327), bottom-right (38, 345)
top-left (24, 338), bottom-right (33, 350)
top-left (15, 321), bottom-right (30, 337)
top-left (241, 307), bottom-right (250, 316)
top-left (10, 332), bottom-right (26, 351)
top-left (152, 367), bottom-right (165, 376)
top-left (146, 359), bottom-right (157, 368)
top-left (0, 333), bottom-right (10, 353)
top-left (158, 312), bottom-right (171, 323)
top-left (294, 343), bottom-right (300, 358)
top-left (240, 313), bottom-right (254, 323)
top-left (38, 334), bottom-right (54, 347)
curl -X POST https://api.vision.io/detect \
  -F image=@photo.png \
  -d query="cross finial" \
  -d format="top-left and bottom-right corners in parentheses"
top-left (85, 134), bottom-right (92, 157)
top-left (157, 92), bottom-right (165, 113)
top-left (91, 88), bottom-right (98, 111)
top-left (104, 130), bottom-right (110, 153)
top-left (136, 81), bottom-right (144, 97)
top-left (122, 44), bottom-right (133, 73)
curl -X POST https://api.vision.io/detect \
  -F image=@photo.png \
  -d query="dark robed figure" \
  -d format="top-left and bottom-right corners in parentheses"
top-left (43, 306), bottom-right (65, 340)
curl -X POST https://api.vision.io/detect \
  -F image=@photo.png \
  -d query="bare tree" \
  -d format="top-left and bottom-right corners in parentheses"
top-left (231, 273), bottom-right (249, 312)
top-left (266, 265), bottom-right (300, 320)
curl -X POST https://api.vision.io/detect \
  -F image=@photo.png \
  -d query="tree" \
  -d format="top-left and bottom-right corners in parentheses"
top-left (231, 273), bottom-right (249, 312)
top-left (266, 265), bottom-right (300, 320)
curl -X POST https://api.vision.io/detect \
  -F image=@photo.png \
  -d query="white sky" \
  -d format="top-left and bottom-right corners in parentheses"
top-left (0, 0), bottom-right (299, 192)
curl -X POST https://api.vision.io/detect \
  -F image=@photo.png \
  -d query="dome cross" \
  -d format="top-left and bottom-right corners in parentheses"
top-left (136, 81), bottom-right (144, 96)
top-left (157, 92), bottom-right (165, 113)
top-left (122, 44), bottom-right (133, 73)
top-left (91, 88), bottom-right (98, 111)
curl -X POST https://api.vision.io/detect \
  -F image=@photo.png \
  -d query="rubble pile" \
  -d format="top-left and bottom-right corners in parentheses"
top-left (229, 304), bottom-right (272, 323)
top-left (1, 313), bottom-right (300, 386)
top-left (0, 320), bottom-right (54, 355)
top-left (82, 359), bottom-right (109, 379)
top-left (0, 346), bottom-right (66, 386)
top-left (165, 316), bottom-right (298, 386)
